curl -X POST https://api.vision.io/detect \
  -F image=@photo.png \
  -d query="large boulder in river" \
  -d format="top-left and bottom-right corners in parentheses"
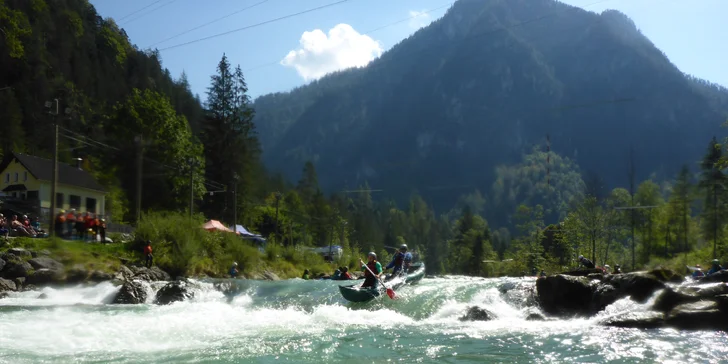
top-left (89, 270), bottom-right (113, 282)
top-left (0, 277), bottom-right (17, 292)
top-left (601, 311), bottom-right (666, 329)
top-left (602, 271), bottom-right (668, 303)
top-left (263, 270), bottom-right (281, 281)
top-left (132, 266), bottom-right (171, 282)
top-left (665, 301), bottom-right (728, 330)
top-left (112, 280), bottom-right (147, 304)
top-left (66, 264), bottom-right (89, 283)
top-left (26, 268), bottom-right (66, 285)
top-left (537, 274), bottom-right (593, 316)
top-left (459, 306), bottom-right (495, 321)
top-left (155, 280), bottom-right (194, 305)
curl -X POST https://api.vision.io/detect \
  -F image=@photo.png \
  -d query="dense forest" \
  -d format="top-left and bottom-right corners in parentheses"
top-left (2, 0), bottom-right (728, 276)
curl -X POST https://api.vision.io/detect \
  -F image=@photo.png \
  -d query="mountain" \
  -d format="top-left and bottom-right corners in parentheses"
top-left (253, 0), bottom-right (728, 216)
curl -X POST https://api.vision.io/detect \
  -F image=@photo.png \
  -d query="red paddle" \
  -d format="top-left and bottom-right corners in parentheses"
top-left (360, 259), bottom-right (396, 299)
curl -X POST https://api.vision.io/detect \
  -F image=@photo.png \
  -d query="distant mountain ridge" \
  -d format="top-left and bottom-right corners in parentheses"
top-left (252, 0), bottom-right (728, 213)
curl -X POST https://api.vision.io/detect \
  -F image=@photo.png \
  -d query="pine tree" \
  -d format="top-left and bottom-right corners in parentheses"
top-left (699, 137), bottom-right (727, 259)
top-left (201, 54), bottom-right (260, 222)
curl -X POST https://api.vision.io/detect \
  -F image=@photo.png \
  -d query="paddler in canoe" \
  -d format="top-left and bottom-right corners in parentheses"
top-left (360, 252), bottom-right (383, 288)
top-left (384, 244), bottom-right (412, 281)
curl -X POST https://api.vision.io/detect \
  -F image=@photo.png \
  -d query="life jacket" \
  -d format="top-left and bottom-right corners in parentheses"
top-left (393, 252), bottom-right (404, 267)
top-left (144, 245), bottom-right (152, 255)
top-left (66, 213), bottom-right (76, 222)
top-left (57, 214), bottom-right (66, 223)
top-left (364, 261), bottom-right (378, 277)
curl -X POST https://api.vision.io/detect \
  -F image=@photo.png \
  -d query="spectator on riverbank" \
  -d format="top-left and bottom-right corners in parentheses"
top-left (578, 255), bottom-right (595, 269)
top-left (144, 241), bottom-right (153, 268)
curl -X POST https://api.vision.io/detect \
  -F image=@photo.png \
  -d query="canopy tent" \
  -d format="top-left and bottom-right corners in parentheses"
top-left (231, 224), bottom-right (262, 237)
top-left (202, 220), bottom-right (234, 233)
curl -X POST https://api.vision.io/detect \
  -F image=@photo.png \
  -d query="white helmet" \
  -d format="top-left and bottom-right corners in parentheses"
top-left (368, 252), bottom-right (377, 259)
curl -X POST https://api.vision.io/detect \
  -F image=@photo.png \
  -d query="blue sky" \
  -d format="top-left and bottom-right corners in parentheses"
top-left (89, 0), bottom-right (727, 101)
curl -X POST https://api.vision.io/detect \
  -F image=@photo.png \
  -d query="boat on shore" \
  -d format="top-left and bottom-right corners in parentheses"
top-left (338, 262), bottom-right (426, 302)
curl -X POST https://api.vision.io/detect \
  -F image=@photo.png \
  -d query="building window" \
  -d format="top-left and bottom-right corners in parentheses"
top-left (14, 172), bottom-right (18, 182)
top-left (27, 191), bottom-right (39, 201)
top-left (69, 195), bottom-right (81, 210)
top-left (85, 197), bottom-right (97, 213)
top-left (23, 171), bottom-right (27, 181)
top-left (56, 193), bottom-right (64, 206)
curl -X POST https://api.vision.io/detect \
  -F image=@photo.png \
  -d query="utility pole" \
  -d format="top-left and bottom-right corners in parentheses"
top-left (46, 99), bottom-right (59, 238)
top-left (232, 174), bottom-right (239, 230)
top-left (188, 157), bottom-right (197, 218)
top-left (274, 192), bottom-right (282, 242)
top-left (135, 135), bottom-right (143, 225)
top-left (713, 163), bottom-right (719, 260)
top-left (615, 204), bottom-right (658, 270)
top-left (628, 147), bottom-right (636, 271)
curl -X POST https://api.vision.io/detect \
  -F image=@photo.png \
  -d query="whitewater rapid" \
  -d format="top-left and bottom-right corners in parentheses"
top-left (0, 277), bottom-right (726, 363)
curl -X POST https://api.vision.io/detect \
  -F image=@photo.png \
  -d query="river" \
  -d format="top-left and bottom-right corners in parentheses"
top-left (0, 276), bottom-right (725, 363)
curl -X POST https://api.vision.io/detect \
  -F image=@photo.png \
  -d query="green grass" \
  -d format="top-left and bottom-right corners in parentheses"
top-left (0, 211), bottom-right (374, 280)
top-left (4, 237), bottom-right (133, 274)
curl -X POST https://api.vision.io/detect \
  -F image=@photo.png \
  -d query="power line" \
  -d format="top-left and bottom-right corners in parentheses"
top-left (122, 0), bottom-right (179, 25)
top-left (148, 0), bottom-right (272, 47)
top-left (244, 1), bottom-right (453, 73)
top-left (246, 0), bottom-right (614, 76)
top-left (158, 0), bottom-right (353, 51)
top-left (59, 127), bottom-right (228, 189)
top-left (117, 0), bottom-right (163, 22)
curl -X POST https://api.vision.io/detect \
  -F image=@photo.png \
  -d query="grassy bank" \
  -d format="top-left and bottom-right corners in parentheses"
top-left (1, 211), bottom-right (367, 280)
top-left (3, 237), bottom-right (133, 274)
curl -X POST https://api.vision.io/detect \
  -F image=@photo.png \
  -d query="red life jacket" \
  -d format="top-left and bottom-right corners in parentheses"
top-left (364, 261), bottom-right (378, 277)
top-left (144, 245), bottom-right (152, 255)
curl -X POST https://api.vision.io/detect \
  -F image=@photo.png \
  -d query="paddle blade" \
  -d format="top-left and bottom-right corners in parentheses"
top-left (386, 288), bottom-right (396, 299)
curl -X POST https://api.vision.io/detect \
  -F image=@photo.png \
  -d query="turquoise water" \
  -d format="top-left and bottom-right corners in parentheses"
top-left (0, 277), bottom-right (726, 363)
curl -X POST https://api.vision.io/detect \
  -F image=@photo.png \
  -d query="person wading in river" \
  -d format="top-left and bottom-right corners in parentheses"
top-left (144, 240), bottom-right (154, 268)
top-left (360, 252), bottom-right (382, 289)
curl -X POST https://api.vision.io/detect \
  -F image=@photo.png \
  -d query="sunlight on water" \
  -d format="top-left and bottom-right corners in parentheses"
top-left (0, 277), bottom-right (726, 363)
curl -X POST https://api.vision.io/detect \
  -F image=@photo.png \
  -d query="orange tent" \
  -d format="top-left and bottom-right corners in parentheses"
top-left (202, 220), bottom-right (234, 233)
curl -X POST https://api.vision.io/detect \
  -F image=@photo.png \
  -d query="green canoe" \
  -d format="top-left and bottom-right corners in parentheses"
top-left (338, 262), bottom-right (426, 302)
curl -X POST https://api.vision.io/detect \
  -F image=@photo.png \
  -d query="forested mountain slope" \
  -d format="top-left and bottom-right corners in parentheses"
top-left (253, 0), bottom-right (728, 216)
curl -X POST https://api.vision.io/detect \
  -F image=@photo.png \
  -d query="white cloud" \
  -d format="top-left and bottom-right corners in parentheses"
top-left (280, 24), bottom-right (383, 81)
top-left (408, 10), bottom-right (432, 30)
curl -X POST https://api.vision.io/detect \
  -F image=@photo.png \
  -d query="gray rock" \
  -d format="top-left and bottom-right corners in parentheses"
top-left (536, 274), bottom-right (593, 316)
top-left (602, 271), bottom-right (667, 303)
top-left (89, 270), bottom-right (113, 282)
top-left (133, 266), bottom-right (171, 282)
top-left (113, 266), bottom-right (134, 282)
top-left (665, 301), bottom-right (728, 330)
top-left (38, 293), bottom-right (48, 299)
top-left (1, 260), bottom-right (33, 279)
top-left (601, 311), bottom-right (665, 329)
top-left (26, 268), bottom-right (66, 285)
top-left (262, 270), bottom-right (281, 281)
top-left (66, 264), bottom-right (89, 283)
top-left (155, 280), bottom-right (194, 305)
top-left (0, 277), bottom-right (17, 292)
top-left (459, 306), bottom-right (495, 321)
top-left (7, 248), bottom-right (31, 258)
top-left (28, 257), bottom-right (64, 272)
top-left (0, 257), bottom-right (5, 272)
top-left (112, 280), bottom-right (147, 304)
top-left (13, 277), bottom-right (25, 289)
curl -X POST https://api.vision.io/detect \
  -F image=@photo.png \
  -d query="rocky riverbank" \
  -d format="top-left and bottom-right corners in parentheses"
top-left (537, 269), bottom-right (728, 330)
top-left (0, 246), bottom-right (283, 305)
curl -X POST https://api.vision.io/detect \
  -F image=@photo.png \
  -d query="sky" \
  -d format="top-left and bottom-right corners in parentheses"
top-left (89, 0), bottom-right (728, 101)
